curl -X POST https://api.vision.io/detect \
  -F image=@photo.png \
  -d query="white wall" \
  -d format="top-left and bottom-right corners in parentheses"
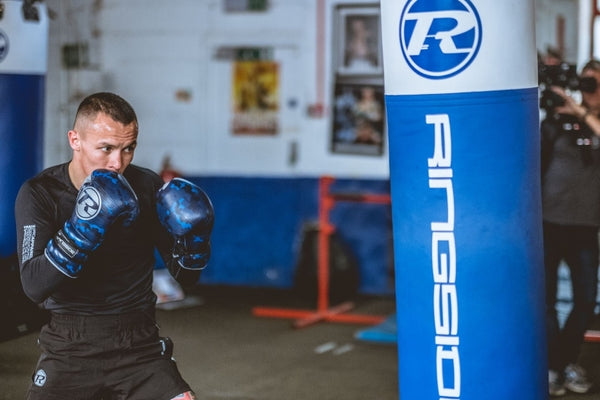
top-left (42, 0), bottom-right (581, 179)
top-left (43, 0), bottom-right (389, 179)
top-left (535, 0), bottom-right (579, 63)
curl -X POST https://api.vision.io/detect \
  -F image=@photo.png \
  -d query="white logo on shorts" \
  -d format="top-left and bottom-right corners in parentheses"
top-left (33, 369), bottom-right (46, 387)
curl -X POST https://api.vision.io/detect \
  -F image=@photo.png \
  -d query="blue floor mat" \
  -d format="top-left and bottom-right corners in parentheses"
top-left (354, 314), bottom-right (397, 344)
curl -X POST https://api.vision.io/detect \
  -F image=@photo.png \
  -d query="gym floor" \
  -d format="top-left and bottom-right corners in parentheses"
top-left (2, 285), bottom-right (600, 400)
top-left (0, 286), bottom-right (397, 400)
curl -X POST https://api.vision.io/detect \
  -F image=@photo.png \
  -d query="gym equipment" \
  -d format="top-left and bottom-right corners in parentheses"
top-left (0, 1), bottom-right (48, 257)
top-left (381, 1), bottom-right (546, 399)
top-left (157, 178), bottom-right (214, 270)
top-left (253, 176), bottom-right (388, 329)
top-left (45, 170), bottom-right (139, 277)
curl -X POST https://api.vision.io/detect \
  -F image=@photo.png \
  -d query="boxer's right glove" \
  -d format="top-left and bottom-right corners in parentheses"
top-left (157, 178), bottom-right (214, 270)
top-left (45, 169), bottom-right (139, 278)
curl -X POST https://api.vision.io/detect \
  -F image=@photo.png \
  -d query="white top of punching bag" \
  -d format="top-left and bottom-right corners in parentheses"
top-left (380, 0), bottom-right (537, 95)
top-left (0, 0), bottom-right (48, 75)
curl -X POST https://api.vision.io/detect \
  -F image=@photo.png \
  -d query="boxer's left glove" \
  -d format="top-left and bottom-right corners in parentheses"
top-left (157, 178), bottom-right (214, 270)
top-left (45, 169), bottom-right (139, 278)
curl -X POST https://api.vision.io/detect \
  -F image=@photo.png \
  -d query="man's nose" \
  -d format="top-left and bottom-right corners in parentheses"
top-left (107, 151), bottom-right (123, 171)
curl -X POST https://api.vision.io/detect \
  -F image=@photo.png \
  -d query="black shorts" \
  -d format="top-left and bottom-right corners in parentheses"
top-left (26, 310), bottom-right (191, 400)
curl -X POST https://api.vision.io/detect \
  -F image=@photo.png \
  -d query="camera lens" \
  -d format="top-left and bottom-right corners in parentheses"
top-left (579, 77), bottom-right (597, 93)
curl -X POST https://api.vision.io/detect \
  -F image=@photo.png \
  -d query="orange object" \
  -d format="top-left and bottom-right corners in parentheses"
top-left (159, 155), bottom-right (182, 183)
top-left (252, 176), bottom-right (391, 329)
top-left (584, 330), bottom-right (600, 342)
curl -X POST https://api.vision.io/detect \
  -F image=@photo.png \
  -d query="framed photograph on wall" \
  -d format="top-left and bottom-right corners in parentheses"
top-left (331, 82), bottom-right (385, 156)
top-left (336, 7), bottom-right (382, 76)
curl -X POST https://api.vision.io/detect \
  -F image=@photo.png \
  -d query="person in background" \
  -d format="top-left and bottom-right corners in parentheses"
top-left (542, 60), bottom-right (600, 397)
top-left (542, 46), bottom-right (564, 66)
top-left (353, 86), bottom-right (383, 145)
top-left (15, 92), bottom-right (214, 400)
top-left (344, 16), bottom-right (378, 70)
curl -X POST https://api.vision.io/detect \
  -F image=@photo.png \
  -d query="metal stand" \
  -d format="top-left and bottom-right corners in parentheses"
top-left (252, 176), bottom-right (391, 329)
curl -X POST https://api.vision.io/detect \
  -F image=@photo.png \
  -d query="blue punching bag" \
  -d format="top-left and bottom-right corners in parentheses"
top-left (380, 1), bottom-right (546, 399)
top-left (0, 1), bottom-right (48, 257)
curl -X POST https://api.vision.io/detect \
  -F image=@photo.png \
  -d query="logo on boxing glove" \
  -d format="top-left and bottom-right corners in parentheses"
top-left (75, 186), bottom-right (102, 220)
top-left (45, 169), bottom-right (140, 278)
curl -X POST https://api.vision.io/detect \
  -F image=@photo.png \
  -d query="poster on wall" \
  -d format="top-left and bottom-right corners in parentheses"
top-left (331, 82), bottom-right (385, 156)
top-left (231, 58), bottom-right (280, 135)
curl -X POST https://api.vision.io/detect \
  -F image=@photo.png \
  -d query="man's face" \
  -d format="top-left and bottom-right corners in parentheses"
top-left (69, 112), bottom-right (138, 177)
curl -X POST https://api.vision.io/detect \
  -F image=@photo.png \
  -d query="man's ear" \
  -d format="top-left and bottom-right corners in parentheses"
top-left (68, 130), bottom-right (80, 151)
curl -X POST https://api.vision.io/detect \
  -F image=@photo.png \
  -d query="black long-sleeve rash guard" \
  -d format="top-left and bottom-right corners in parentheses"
top-left (15, 162), bottom-right (200, 315)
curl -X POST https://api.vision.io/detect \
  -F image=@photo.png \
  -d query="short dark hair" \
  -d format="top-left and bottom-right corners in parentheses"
top-left (582, 59), bottom-right (600, 73)
top-left (74, 92), bottom-right (137, 129)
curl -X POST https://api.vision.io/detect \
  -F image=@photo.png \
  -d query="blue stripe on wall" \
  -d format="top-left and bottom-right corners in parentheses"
top-left (187, 176), bottom-right (394, 296)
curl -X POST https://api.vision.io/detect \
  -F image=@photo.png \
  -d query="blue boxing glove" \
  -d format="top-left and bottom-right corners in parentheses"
top-left (157, 178), bottom-right (214, 270)
top-left (45, 169), bottom-right (139, 278)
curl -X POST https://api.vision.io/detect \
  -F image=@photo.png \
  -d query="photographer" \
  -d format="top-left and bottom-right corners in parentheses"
top-left (542, 59), bottom-right (600, 397)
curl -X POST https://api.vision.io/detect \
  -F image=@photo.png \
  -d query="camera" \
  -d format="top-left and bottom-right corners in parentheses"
top-left (538, 62), bottom-right (597, 112)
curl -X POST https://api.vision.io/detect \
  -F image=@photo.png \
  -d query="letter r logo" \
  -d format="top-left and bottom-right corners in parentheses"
top-left (399, 0), bottom-right (482, 79)
top-left (33, 369), bottom-right (47, 387)
top-left (76, 187), bottom-right (101, 220)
